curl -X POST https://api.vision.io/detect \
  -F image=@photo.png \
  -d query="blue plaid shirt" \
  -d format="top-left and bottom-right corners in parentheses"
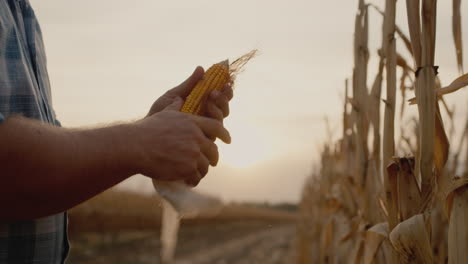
top-left (0, 0), bottom-right (69, 263)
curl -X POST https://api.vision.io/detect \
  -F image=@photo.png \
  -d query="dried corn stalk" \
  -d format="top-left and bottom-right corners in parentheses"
top-left (353, 0), bottom-right (370, 189)
top-left (405, 0), bottom-right (437, 206)
top-left (452, 0), bottom-right (464, 74)
top-left (297, 1), bottom-right (468, 263)
top-left (370, 56), bottom-right (384, 175)
top-left (382, 0), bottom-right (398, 236)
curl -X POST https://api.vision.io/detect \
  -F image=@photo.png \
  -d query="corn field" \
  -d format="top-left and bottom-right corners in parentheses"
top-left (298, 0), bottom-right (468, 263)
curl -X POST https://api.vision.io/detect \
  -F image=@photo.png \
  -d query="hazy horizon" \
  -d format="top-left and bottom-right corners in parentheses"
top-left (30, 0), bottom-right (468, 203)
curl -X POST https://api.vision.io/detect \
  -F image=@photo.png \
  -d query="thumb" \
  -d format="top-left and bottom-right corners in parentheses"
top-left (169, 66), bottom-right (204, 98)
top-left (164, 97), bottom-right (184, 111)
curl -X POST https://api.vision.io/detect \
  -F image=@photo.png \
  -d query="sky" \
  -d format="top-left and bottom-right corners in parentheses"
top-left (30, 0), bottom-right (468, 203)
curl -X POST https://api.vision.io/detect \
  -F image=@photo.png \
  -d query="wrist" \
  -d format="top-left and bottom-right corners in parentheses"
top-left (111, 122), bottom-right (142, 177)
top-left (120, 120), bottom-right (151, 177)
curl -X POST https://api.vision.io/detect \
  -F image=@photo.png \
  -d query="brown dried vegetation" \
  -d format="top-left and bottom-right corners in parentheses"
top-left (298, 1), bottom-right (468, 263)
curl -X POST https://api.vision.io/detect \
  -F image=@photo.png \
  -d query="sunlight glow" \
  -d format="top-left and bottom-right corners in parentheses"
top-left (218, 119), bottom-right (273, 169)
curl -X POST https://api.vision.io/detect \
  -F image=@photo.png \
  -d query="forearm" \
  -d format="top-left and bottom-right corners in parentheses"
top-left (0, 116), bottom-right (137, 220)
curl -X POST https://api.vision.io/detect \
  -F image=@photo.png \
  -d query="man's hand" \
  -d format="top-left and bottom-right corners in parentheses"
top-left (0, 66), bottom-right (234, 219)
top-left (135, 98), bottom-right (231, 186)
top-left (147, 66), bottom-right (234, 121)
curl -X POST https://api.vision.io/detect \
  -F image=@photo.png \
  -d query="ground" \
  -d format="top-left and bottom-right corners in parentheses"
top-left (67, 220), bottom-right (296, 264)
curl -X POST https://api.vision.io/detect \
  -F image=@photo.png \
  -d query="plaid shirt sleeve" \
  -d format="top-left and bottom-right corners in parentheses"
top-left (0, 0), bottom-right (69, 263)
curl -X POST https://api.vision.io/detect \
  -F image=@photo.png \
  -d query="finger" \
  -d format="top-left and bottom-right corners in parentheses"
top-left (205, 101), bottom-right (224, 121)
top-left (193, 116), bottom-right (231, 144)
top-left (170, 66), bottom-right (205, 98)
top-left (222, 83), bottom-right (234, 100)
top-left (164, 97), bottom-right (184, 111)
top-left (197, 154), bottom-right (210, 177)
top-left (200, 138), bottom-right (219, 166)
top-left (209, 91), bottom-right (230, 117)
top-left (216, 94), bottom-right (230, 117)
top-left (185, 171), bottom-right (202, 187)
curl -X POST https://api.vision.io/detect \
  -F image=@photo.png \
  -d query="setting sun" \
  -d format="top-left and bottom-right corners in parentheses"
top-left (218, 118), bottom-right (272, 169)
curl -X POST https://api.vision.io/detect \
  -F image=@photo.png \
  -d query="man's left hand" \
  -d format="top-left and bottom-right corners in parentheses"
top-left (147, 66), bottom-right (234, 121)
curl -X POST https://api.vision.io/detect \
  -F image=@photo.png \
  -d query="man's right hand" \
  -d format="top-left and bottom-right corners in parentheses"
top-left (132, 97), bottom-right (231, 186)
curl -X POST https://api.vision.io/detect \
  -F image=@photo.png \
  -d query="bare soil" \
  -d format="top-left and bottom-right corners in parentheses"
top-left (67, 220), bottom-right (296, 264)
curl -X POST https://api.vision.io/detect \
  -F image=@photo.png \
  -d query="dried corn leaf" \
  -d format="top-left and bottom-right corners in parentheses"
top-left (363, 222), bottom-right (389, 264)
top-left (389, 214), bottom-right (433, 263)
top-left (431, 205), bottom-right (449, 264)
top-left (396, 53), bottom-right (411, 71)
top-left (395, 157), bottom-right (422, 221)
top-left (369, 222), bottom-right (390, 237)
top-left (436, 75), bottom-right (468, 97)
top-left (387, 161), bottom-right (400, 229)
top-left (349, 235), bottom-right (365, 264)
top-left (445, 176), bottom-right (468, 218)
top-left (399, 70), bottom-right (409, 118)
top-left (448, 186), bottom-right (468, 264)
top-left (379, 196), bottom-right (389, 219)
top-left (396, 27), bottom-right (414, 58)
top-left (319, 218), bottom-right (334, 262)
top-left (409, 73), bottom-right (468, 104)
top-left (434, 103), bottom-right (449, 175)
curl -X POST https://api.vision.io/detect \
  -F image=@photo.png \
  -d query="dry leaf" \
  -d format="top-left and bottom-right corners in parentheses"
top-left (448, 186), bottom-right (468, 264)
top-left (387, 161), bottom-right (400, 229)
top-left (363, 223), bottom-right (390, 264)
top-left (409, 73), bottom-right (468, 104)
top-left (389, 214), bottom-right (433, 263)
top-left (434, 104), bottom-right (450, 175)
top-left (395, 157), bottom-right (422, 221)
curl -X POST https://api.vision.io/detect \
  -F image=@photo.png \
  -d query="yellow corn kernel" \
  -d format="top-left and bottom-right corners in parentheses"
top-left (181, 60), bottom-right (230, 115)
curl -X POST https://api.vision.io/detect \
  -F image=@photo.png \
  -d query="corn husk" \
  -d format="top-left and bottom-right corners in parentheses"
top-left (389, 214), bottom-right (433, 263)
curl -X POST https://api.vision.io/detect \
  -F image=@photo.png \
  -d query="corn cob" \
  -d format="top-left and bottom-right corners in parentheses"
top-left (181, 60), bottom-right (230, 115)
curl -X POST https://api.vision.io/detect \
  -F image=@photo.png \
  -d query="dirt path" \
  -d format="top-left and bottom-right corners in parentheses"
top-left (177, 225), bottom-right (295, 264)
top-left (68, 221), bottom-right (296, 264)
